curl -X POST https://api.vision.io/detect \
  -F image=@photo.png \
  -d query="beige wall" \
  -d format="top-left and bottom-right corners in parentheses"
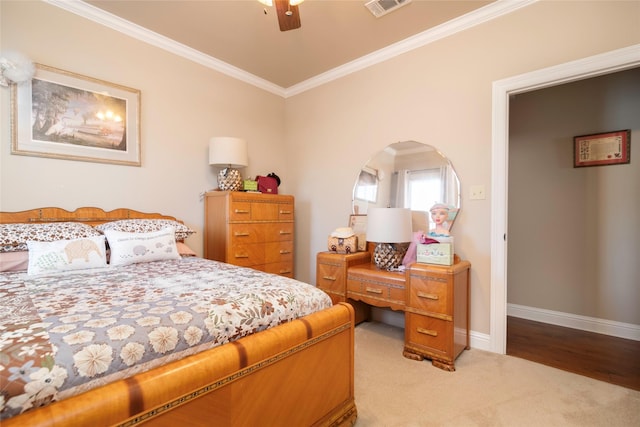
top-left (0, 1), bottom-right (287, 256)
top-left (2, 1), bottom-right (639, 339)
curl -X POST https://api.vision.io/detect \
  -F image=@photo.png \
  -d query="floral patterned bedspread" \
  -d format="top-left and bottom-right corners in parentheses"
top-left (0, 257), bottom-right (332, 420)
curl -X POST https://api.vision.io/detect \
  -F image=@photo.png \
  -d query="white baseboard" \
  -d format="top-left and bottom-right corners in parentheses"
top-left (469, 330), bottom-right (491, 351)
top-left (508, 303), bottom-right (640, 342)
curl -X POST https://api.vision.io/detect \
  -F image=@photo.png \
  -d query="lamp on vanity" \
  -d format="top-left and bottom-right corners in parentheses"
top-left (367, 207), bottom-right (413, 270)
top-left (209, 137), bottom-right (248, 191)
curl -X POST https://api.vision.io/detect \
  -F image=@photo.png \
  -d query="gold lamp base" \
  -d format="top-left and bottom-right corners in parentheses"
top-left (218, 168), bottom-right (243, 191)
top-left (373, 242), bottom-right (409, 270)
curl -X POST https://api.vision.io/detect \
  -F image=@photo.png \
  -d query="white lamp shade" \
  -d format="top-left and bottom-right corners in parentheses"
top-left (209, 137), bottom-right (248, 168)
top-left (367, 208), bottom-right (413, 243)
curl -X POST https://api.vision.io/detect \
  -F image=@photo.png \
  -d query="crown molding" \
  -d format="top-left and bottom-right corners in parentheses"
top-left (45, 0), bottom-right (536, 98)
top-left (285, 0), bottom-right (537, 97)
top-left (44, 0), bottom-right (286, 97)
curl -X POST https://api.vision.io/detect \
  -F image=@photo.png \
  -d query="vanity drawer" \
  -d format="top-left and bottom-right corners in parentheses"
top-left (317, 262), bottom-right (345, 294)
top-left (407, 275), bottom-right (450, 316)
top-left (347, 278), bottom-right (404, 301)
top-left (346, 264), bottom-right (405, 310)
top-left (405, 313), bottom-right (452, 357)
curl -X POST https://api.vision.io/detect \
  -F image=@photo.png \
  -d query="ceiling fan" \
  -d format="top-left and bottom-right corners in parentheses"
top-left (259, 0), bottom-right (304, 32)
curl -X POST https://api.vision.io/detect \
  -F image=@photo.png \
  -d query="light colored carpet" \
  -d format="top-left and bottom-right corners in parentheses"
top-left (353, 322), bottom-right (640, 427)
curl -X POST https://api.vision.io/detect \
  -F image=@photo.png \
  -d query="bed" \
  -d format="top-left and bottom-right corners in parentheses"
top-left (0, 207), bottom-right (357, 426)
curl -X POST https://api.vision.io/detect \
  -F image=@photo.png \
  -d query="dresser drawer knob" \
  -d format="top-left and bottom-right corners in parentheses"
top-left (279, 230), bottom-right (292, 235)
top-left (417, 292), bottom-right (439, 300)
top-left (365, 287), bottom-right (383, 294)
top-left (280, 269), bottom-right (292, 274)
top-left (280, 210), bottom-right (292, 215)
top-left (279, 250), bottom-right (291, 255)
top-left (234, 209), bottom-right (250, 214)
top-left (417, 328), bottom-right (438, 337)
top-left (323, 276), bottom-right (337, 281)
top-left (234, 232), bottom-right (250, 237)
top-left (234, 254), bottom-right (249, 259)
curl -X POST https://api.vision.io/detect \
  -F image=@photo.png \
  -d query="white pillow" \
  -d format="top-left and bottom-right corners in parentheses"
top-left (104, 227), bottom-right (180, 267)
top-left (27, 236), bottom-right (107, 275)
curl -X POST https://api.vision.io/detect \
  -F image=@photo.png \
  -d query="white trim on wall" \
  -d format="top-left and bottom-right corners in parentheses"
top-left (490, 44), bottom-right (640, 354)
top-left (508, 304), bottom-right (640, 342)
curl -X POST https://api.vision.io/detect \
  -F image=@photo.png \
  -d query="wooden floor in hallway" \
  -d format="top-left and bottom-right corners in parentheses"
top-left (506, 316), bottom-right (640, 391)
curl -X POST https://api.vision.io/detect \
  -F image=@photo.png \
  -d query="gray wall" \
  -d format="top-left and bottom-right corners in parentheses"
top-left (508, 68), bottom-right (640, 325)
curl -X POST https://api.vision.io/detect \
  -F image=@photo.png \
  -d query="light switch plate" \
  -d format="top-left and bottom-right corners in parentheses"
top-left (470, 185), bottom-right (486, 200)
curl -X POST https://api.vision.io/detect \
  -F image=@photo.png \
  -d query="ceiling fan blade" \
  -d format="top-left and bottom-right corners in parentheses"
top-left (274, 0), bottom-right (301, 32)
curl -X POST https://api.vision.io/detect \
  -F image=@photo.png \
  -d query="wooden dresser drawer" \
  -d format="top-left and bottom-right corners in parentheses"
top-left (264, 223), bottom-right (294, 242)
top-left (229, 223), bottom-right (265, 243)
top-left (228, 243), bottom-right (265, 266)
top-left (229, 201), bottom-right (252, 221)
top-left (250, 201), bottom-right (280, 221)
top-left (263, 261), bottom-right (294, 277)
top-left (407, 275), bottom-right (450, 317)
top-left (265, 241), bottom-right (293, 263)
top-left (277, 204), bottom-right (294, 221)
top-left (405, 312), bottom-right (452, 358)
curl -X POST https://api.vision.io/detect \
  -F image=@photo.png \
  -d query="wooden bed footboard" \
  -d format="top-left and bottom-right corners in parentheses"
top-left (3, 303), bottom-right (356, 427)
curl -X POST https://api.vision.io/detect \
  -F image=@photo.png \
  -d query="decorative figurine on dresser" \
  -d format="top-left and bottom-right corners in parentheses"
top-left (204, 191), bottom-right (295, 277)
top-left (316, 140), bottom-right (471, 371)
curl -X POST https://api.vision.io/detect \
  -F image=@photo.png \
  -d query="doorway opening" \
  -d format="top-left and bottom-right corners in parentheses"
top-left (490, 44), bottom-right (640, 354)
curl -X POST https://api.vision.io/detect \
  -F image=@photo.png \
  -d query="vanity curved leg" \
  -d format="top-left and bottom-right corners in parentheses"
top-left (431, 358), bottom-right (456, 372)
top-left (402, 348), bottom-right (424, 361)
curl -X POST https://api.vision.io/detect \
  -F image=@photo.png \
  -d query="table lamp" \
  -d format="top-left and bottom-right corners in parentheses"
top-left (367, 207), bottom-right (413, 270)
top-left (209, 137), bottom-right (248, 191)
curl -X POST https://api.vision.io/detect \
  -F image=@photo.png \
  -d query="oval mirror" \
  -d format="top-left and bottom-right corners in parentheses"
top-left (352, 140), bottom-right (460, 235)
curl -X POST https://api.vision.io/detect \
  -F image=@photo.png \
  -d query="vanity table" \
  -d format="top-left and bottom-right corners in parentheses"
top-left (316, 251), bottom-right (470, 371)
top-left (326, 139), bottom-right (469, 370)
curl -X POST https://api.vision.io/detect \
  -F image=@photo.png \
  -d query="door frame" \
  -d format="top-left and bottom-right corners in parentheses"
top-left (490, 44), bottom-right (640, 354)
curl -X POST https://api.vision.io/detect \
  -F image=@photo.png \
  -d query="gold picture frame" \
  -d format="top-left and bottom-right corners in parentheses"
top-left (11, 64), bottom-right (141, 166)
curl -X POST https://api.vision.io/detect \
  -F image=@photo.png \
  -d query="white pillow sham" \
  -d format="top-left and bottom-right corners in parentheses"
top-left (27, 236), bottom-right (107, 275)
top-left (104, 227), bottom-right (180, 267)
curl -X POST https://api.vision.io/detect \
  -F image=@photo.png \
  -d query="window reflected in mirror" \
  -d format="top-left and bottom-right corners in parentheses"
top-left (353, 140), bottom-right (460, 234)
top-left (354, 167), bottom-right (378, 203)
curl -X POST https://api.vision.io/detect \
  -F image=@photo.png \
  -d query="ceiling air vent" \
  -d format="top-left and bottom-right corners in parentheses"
top-left (364, 0), bottom-right (412, 18)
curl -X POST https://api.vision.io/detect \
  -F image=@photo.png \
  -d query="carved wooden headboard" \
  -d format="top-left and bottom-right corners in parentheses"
top-left (0, 207), bottom-right (181, 226)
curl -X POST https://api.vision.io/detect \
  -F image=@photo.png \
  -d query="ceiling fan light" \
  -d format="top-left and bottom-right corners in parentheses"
top-left (258, 0), bottom-right (273, 6)
top-left (289, 0), bottom-right (304, 5)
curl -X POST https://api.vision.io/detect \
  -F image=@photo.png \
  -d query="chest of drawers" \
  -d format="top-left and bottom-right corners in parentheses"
top-left (204, 191), bottom-right (294, 277)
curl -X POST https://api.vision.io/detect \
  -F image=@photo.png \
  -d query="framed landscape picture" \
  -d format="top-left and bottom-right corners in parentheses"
top-left (11, 64), bottom-right (141, 166)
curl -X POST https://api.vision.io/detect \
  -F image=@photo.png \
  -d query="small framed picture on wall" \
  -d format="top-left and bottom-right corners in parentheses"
top-left (573, 130), bottom-right (630, 168)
